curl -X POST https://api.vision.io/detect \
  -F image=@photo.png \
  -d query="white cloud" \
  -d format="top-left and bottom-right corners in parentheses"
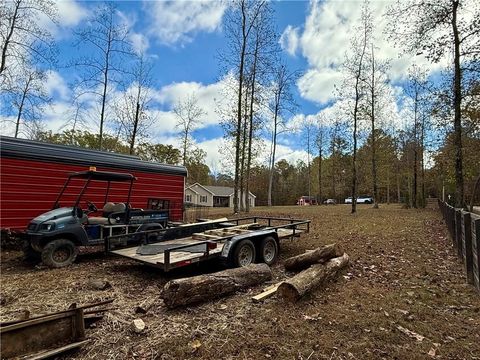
top-left (129, 32), bottom-right (150, 55)
top-left (155, 79), bottom-right (229, 128)
top-left (44, 71), bottom-right (70, 100)
top-left (284, 0), bottom-right (447, 105)
top-left (279, 25), bottom-right (300, 56)
top-left (55, 0), bottom-right (89, 27)
top-left (145, 1), bottom-right (228, 45)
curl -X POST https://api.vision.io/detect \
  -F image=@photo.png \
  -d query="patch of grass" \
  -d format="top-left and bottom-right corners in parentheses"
top-left (1, 204), bottom-right (479, 359)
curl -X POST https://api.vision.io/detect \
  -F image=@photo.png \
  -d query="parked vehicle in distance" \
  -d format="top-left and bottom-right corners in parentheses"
top-left (323, 199), bottom-right (337, 205)
top-left (297, 196), bottom-right (317, 206)
top-left (344, 196), bottom-right (373, 204)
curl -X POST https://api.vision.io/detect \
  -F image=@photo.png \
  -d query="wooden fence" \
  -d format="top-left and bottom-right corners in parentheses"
top-left (438, 199), bottom-right (480, 293)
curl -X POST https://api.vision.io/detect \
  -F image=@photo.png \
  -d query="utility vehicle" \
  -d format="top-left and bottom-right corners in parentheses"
top-left (24, 169), bottom-right (170, 267)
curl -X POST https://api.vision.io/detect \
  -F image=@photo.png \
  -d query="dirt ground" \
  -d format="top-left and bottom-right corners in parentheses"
top-left (1, 204), bottom-right (479, 360)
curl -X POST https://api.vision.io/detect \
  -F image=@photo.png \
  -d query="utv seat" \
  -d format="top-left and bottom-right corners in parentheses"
top-left (88, 202), bottom-right (127, 225)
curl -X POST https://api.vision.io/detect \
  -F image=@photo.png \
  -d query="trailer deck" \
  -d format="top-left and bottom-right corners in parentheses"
top-left (109, 217), bottom-right (310, 271)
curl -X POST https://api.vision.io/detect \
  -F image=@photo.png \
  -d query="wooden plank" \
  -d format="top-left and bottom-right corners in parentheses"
top-left (24, 339), bottom-right (90, 360)
top-left (252, 282), bottom-right (283, 303)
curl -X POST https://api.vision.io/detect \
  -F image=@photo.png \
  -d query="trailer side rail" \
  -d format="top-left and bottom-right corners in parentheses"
top-left (107, 217), bottom-right (311, 271)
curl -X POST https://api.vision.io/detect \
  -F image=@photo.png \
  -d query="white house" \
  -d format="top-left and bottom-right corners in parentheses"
top-left (185, 183), bottom-right (256, 208)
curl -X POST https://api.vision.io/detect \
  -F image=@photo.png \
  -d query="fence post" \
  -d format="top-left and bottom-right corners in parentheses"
top-left (461, 211), bottom-right (473, 284)
top-left (472, 215), bottom-right (480, 293)
top-left (455, 210), bottom-right (463, 258)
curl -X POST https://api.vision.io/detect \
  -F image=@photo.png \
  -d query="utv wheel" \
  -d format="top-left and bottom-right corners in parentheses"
top-left (41, 239), bottom-right (78, 268)
top-left (22, 240), bottom-right (41, 263)
top-left (231, 240), bottom-right (256, 268)
top-left (257, 236), bottom-right (279, 265)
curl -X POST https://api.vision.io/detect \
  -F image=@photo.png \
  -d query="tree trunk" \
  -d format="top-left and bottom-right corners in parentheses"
top-left (161, 264), bottom-right (272, 308)
top-left (452, 0), bottom-right (464, 208)
top-left (370, 44), bottom-right (379, 209)
top-left (233, 2), bottom-right (248, 214)
top-left (413, 91), bottom-right (418, 209)
top-left (318, 144), bottom-right (322, 204)
top-left (284, 244), bottom-right (343, 272)
top-left (268, 106), bottom-right (278, 207)
top-left (387, 167), bottom-right (390, 205)
top-left (246, 35), bottom-right (258, 213)
top-left (0, 0), bottom-right (20, 75)
top-left (129, 102), bottom-right (140, 155)
top-left (278, 253), bottom-right (349, 302)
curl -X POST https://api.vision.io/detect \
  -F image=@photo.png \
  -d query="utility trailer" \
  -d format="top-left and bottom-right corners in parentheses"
top-left (108, 217), bottom-right (310, 271)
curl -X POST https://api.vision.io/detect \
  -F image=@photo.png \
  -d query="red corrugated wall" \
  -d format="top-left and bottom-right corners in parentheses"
top-left (0, 157), bottom-right (185, 231)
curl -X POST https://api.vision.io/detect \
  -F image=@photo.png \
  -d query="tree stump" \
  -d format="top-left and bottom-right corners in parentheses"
top-left (161, 263), bottom-right (272, 308)
top-left (278, 253), bottom-right (349, 302)
top-left (284, 243), bottom-right (344, 271)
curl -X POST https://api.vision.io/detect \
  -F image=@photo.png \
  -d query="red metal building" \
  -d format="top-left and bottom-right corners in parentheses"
top-left (0, 136), bottom-right (187, 231)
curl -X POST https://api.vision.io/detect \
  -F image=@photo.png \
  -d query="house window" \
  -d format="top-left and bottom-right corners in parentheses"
top-left (200, 195), bottom-right (207, 203)
top-left (148, 198), bottom-right (170, 210)
top-left (185, 194), bottom-right (192, 202)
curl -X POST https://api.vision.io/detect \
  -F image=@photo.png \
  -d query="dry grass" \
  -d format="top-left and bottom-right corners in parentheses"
top-left (1, 204), bottom-right (479, 359)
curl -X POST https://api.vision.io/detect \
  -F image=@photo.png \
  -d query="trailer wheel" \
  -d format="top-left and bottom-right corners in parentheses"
top-left (257, 236), bottom-right (278, 265)
top-left (231, 240), bottom-right (256, 268)
top-left (41, 239), bottom-right (78, 268)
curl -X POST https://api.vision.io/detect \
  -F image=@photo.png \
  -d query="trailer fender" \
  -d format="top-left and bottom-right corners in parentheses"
top-left (221, 229), bottom-right (279, 260)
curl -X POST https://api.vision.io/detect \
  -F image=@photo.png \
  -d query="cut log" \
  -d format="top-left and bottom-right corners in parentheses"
top-left (284, 243), bottom-right (344, 272)
top-left (278, 253), bottom-right (349, 302)
top-left (135, 297), bottom-right (158, 314)
top-left (161, 264), bottom-right (272, 308)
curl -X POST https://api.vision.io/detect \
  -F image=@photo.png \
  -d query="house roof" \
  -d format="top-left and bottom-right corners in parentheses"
top-left (203, 185), bottom-right (234, 197)
top-left (186, 183), bottom-right (256, 198)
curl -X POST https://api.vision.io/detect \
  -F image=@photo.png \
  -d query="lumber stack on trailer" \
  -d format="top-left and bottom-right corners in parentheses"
top-left (278, 253), bottom-right (349, 302)
top-left (161, 264), bottom-right (272, 308)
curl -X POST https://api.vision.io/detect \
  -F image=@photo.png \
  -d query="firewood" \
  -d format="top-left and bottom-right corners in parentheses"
top-left (135, 297), bottom-right (158, 314)
top-left (161, 264), bottom-right (272, 308)
top-left (278, 253), bottom-right (349, 302)
top-left (284, 243), bottom-right (344, 271)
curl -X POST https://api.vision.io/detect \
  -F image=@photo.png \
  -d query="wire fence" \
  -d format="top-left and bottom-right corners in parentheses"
top-left (438, 199), bottom-right (480, 294)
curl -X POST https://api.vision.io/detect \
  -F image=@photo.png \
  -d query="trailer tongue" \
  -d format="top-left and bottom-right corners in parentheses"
top-left (108, 217), bottom-right (310, 271)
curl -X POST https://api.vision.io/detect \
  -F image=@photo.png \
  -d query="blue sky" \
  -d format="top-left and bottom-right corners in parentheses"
top-left (1, 0), bottom-right (460, 173)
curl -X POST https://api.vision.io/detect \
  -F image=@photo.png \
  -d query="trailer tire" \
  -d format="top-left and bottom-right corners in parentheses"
top-left (257, 236), bottom-right (279, 265)
top-left (41, 239), bottom-right (78, 268)
top-left (230, 239), bottom-right (256, 268)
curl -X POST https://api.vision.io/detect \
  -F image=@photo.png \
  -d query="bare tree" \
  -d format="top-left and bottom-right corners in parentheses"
top-left (0, 0), bottom-right (57, 78)
top-left (115, 53), bottom-right (155, 154)
top-left (72, 2), bottom-right (132, 150)
top-left (59, 97), bottom-right (88, 144)
top-left (363, 44), bottom-right (391, 208)
top-left (3, 64), bottom-right (50, 138)
top-left (316, 114), bottom-right (328, 204)
top-left (404, 65), bottom-right (428, 208)
top-left (387, 0), bottom-right (480, 207)
top-left (222, 0), bottom-right (266, 213)
top-left (173, 93), bottom-right (205, 166)
top-left (267, 64), bottom-right (298, 206)
top-left (338, 1), bottom-right (371, 213)
top-left (244, 5), bottom-right (278, 212)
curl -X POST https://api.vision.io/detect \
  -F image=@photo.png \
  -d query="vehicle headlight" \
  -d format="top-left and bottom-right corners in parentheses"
top-left (40, 223), bottom-right (55, 231)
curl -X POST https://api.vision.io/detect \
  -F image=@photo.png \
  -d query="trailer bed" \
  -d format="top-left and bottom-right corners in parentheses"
top-left (109, 217), bottom-right (309, 271)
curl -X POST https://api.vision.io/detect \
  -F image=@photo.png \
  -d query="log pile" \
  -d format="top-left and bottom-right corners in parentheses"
top-left (161, 263), bottom-right (272, 308)
top-left (278, 253), bottom-right (349, 302)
